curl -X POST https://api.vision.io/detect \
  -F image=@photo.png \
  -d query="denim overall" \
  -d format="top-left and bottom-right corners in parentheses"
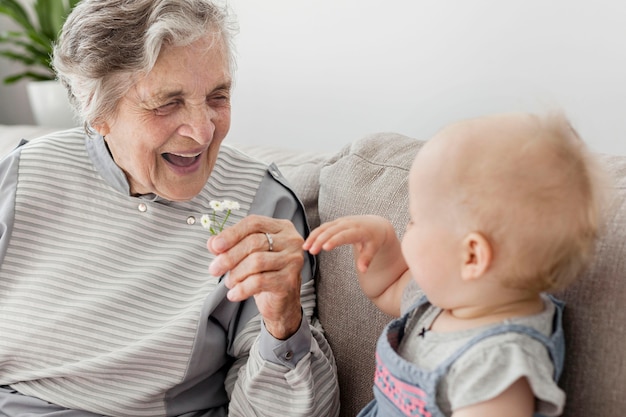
top-left (358, 295), bottom-right (565, 417)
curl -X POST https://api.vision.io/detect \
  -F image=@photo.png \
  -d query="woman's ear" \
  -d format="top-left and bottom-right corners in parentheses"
top-left (461, 232), bottom-right (492, 281)
top-left (92, 121), bottom-right (110, 137)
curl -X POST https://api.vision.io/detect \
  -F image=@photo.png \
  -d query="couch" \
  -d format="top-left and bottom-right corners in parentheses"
top-left (1, 124), bottom-right (625, 417)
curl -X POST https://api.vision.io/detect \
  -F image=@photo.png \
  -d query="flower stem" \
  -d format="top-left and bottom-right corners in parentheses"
top-left (220, 209), bottom-right (232, 232)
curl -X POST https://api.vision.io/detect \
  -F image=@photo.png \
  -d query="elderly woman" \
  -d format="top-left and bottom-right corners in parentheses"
top-left (0, 0), bottom-right (339, 416)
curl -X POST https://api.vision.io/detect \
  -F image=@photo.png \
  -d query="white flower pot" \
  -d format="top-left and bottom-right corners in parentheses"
top-left (26, 80), bottom-right (77, 128)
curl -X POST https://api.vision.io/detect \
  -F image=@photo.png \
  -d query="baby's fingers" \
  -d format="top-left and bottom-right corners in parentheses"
top-left (304, 224), bottom-right (358, 254)
top-left (302, 223), bottom-right (333, 253)
top-left (354, 240), bottom-right (380, 273)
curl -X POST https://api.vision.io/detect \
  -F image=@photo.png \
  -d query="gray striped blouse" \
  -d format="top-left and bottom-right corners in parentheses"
top-left (0, 129), bottom-right (339, 416)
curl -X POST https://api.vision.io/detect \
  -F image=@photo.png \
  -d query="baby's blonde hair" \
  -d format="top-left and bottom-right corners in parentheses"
top-left (453, 112), bottom-right (609, 292)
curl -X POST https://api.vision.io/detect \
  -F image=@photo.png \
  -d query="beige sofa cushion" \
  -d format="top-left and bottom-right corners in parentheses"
top-left (316, 132), bottom-right (423, 416)
top-left (236, 143), bottom-right (331, 230)
top-left (553, 152), bottom-right (626, 416)
top-left (314, 133), bottom-right (626, 417)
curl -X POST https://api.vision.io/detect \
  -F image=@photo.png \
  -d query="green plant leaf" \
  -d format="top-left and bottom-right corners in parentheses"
top-left (34, 0), bottom-right (67, 43)
top-left (0, 49), bottom-right (38, 65)
top-left (0, 0), bottom-right (76, 80)
top-left (0, 33), bottom-right (51, 68)
top-left (0, 30), bottom-right (28, 43)
top-left (25, 27), bottom-right (54, 52)
top-left (3, 70), bottom-right (54, 85)
top-left (0, 0), bottom-right (36, 33)
top-left (0, 32), bottom-right (42, 51)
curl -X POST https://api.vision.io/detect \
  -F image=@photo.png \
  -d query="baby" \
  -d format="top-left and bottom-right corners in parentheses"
top-left (303, 112), bottom-right (609, 417)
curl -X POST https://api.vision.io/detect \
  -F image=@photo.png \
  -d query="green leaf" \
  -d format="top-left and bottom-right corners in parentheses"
top-left (0, 49), bottom-right (38, 65)
top-left (0, 30), bottom-right (28, 43)
top-left (3, 70), bottom-right (54, 85)
top-left (0, 35), bottom-right (50, 66)
top-left (0, 0), bottom-right (76, 78)
top-left (25, 27), bottom-right (54, 52)
top-left (34, 0), bottom-right (67, 43)
top-left (0, 0), bottom-right (35, 33)
top-left (0, 33), bottom-right (41, 51)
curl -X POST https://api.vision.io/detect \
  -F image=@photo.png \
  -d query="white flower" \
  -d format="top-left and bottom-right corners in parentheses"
top-left (209, 200), bottom-right (225, 212)
top-left (223, 200), bottom-right (240, 210)
top-left (200, 214), bottom-right (213, 230)
top-left (203, 199), bottom-right (241, 235)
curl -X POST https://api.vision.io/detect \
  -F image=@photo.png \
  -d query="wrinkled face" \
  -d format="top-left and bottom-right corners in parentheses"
top-left (97, 35), bottom-right (232, 201)
top-left (401, 145), bottom-right (463, 307)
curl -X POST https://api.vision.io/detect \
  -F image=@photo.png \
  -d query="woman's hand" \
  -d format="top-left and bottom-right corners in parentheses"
top-left (207, 215), bottom-right (304, 340)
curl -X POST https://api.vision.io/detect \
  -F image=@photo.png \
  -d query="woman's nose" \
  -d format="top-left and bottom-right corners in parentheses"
top-left (178, 104), bottom-right (216, 144)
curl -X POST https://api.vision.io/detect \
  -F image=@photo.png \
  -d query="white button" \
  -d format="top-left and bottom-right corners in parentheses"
top-left (137, 203), bottom-right (147, 212)
top-left (187, 216), bottom-right (196, 225)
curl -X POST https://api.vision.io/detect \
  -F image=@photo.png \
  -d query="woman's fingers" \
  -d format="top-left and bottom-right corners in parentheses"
top-left (206, 214), bottom-right (304, 302)
top-left (224, 236), bottom-right (303, 294)
top-left (208, 215), bottom-right (277, 254)
top-left (225, 259), bottom-right (300, 302)
top-left (209, 232), bottom-right (268, 276)
top-left (206, 215), bottom-right (305, 338)
top-left (208, 215), bottom-right (296, 275)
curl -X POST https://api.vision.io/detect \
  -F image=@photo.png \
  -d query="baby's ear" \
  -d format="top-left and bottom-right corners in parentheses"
top-left (461, 232), bottom-right (492, 281)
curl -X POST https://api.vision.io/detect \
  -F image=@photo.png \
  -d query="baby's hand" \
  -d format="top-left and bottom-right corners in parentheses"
top-left (306, 215), bottom-right (408, 315)
top-left (303, 215), bottom-right (393, 273)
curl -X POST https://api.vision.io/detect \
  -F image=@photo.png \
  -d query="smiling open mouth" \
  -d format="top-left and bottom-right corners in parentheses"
top-left (162, 152), bottom-right (201, 168)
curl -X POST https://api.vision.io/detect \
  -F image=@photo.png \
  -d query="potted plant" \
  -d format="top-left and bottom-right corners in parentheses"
top-left (0, 0), bottom-right (80, 127)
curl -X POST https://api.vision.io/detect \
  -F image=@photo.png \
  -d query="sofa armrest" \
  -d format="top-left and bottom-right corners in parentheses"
top-left (0, 125), bottom-right (60, 158)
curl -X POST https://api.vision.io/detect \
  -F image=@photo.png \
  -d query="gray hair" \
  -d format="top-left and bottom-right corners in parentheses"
top-left (52, 0), bottom-right (238, 130)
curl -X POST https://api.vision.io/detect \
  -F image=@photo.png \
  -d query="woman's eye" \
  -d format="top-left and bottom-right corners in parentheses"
top-left (208, 92), bottom-right (230, 106)
top-left (154, 102), bottom-right (178, 115)
top-left (209, 97), bottom-right (227, 105)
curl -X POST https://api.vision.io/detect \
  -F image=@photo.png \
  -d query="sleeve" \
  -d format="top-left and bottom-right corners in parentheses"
top-left (0, 147), bottom-right (22, 264)
top-left (444, 334), bottom-right (565, 417)
top-left (224, 165), bottom-right (340, 417)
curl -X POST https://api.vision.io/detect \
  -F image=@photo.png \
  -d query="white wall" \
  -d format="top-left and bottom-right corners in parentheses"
top-left (2, 1), bottom-right (626, 155)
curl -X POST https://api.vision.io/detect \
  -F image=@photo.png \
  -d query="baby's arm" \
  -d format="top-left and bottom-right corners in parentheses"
top-left (452, 377), bottom-right (534, 417)
top-left (303, 215), bottom-right (411, 316)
